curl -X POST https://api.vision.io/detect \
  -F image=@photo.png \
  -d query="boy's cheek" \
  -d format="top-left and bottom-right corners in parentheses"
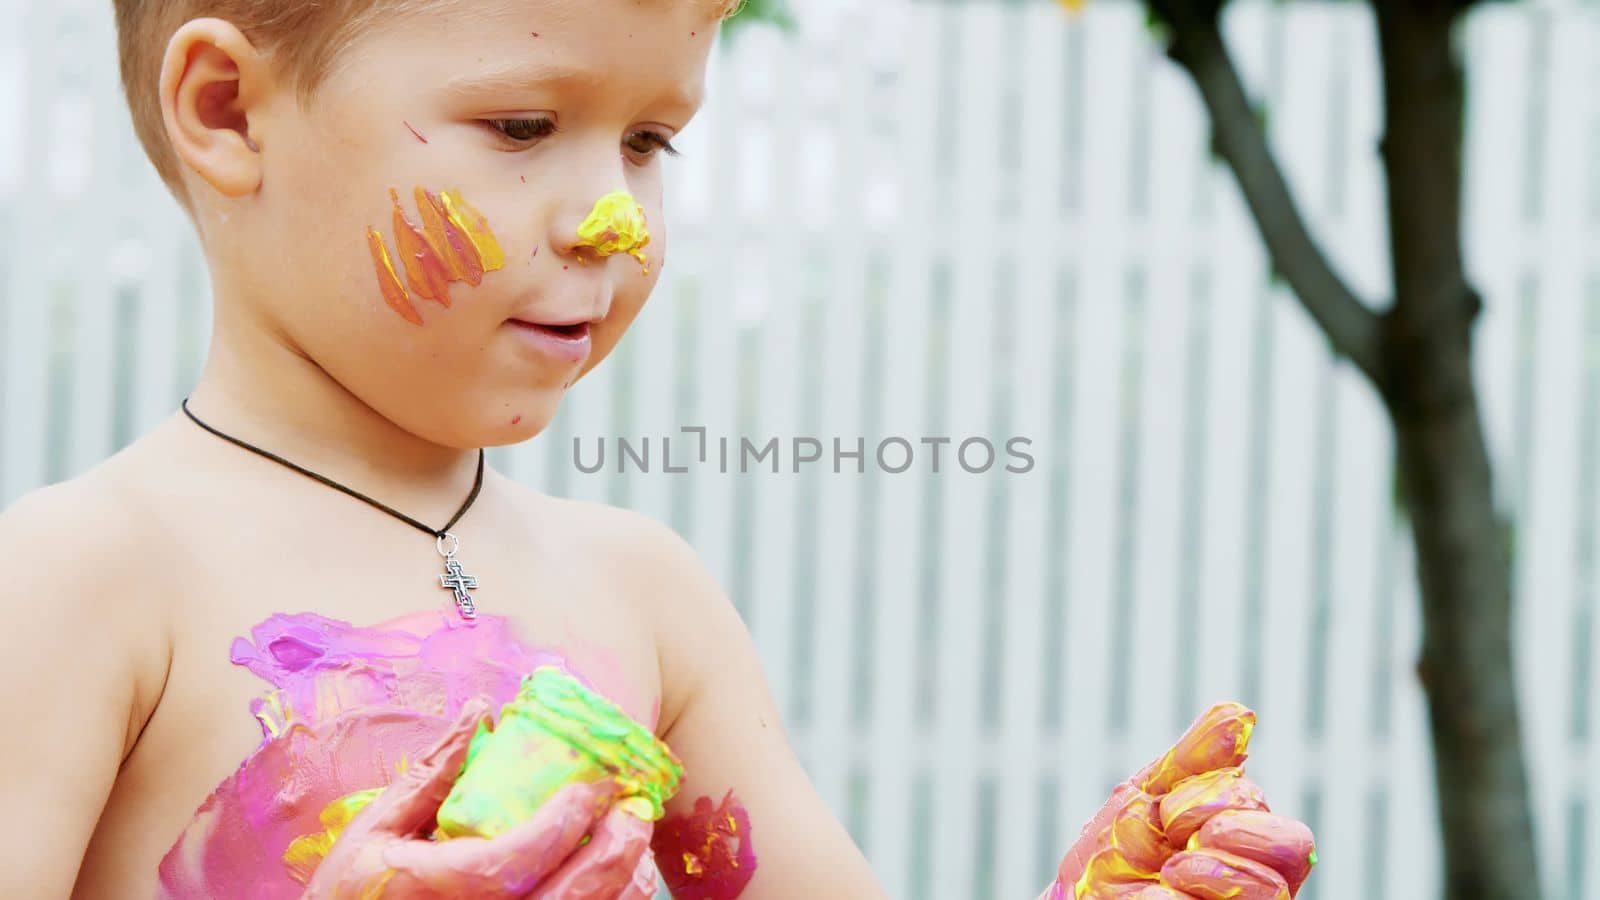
top-left (250, 139), bottom-right (393, 287)
top-left (571, 240), bottom-right (665, 382)
top-left (577, 290), bottom-right (650, 382)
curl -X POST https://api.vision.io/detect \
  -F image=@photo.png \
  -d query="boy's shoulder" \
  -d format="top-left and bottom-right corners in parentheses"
top-left (0, 446), bottom-right (176, 760)
top-left (0, 459), bottom-right (163, 588)
top-left (528, 490), bottom-right (711, 591)
top-left (526, 492), bottom-right (747, 732)
top-left (0, 423), bottom-right (199, 626)
top-left (520, 489), bottom-right (737, 639)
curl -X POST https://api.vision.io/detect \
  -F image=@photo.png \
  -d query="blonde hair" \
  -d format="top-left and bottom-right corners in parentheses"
top-left (114, 0), bottom-right (743, 204)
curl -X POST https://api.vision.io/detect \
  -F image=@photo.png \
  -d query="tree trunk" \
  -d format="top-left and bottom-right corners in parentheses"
top-left (1381, 312), bottom-right (1543, 900)
top-left (1146, 0), bottom-right (1546, 892)
top-left (1372, 2), bottom-right (1542, 897)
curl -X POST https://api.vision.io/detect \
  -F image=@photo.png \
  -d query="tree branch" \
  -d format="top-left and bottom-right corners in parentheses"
top-left (1149, 2), bottom-right (1384, 385)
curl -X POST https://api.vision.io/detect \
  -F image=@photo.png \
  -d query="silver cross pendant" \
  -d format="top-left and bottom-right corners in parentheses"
top-left (436, 532), bottom-right (478, 620)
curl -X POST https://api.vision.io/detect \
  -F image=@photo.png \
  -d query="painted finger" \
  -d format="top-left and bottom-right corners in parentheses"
top-left (359, 698), bottom-right (494, 836)
top-left (1192, 810), bottom-right (1317, 894)
top-left (527, 805), bottom-right (653, 900)
top-left (1133, 704), bottom-right (1256, 795)
top-left (1056, 782), bottom-right (1143, 887)
top-left (611, 847), bottom-right (661, 900)
top-left (1109, 788), bottom-right (1175, 874)
top-left (1066, 788), bottom-right (1178, 897)
top-left (1159, 768), bottom-right (1269, 847)
top-left (382, 781), bottom-right (611, 895)
top-left (1081, 882), bottom-right (1190, 899)
top-left (299, 842), bottom-right (398, 900)
top-left (1121, 888), bottom-right (1191, 899)
top-left (1161, 849), bottom-right (1291, 900)
top-left (1073, 846), bottom-right (1156, 897)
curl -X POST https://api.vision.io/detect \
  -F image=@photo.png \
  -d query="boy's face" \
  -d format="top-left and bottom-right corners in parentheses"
top-left (210, 0), bottom-right (713, 447)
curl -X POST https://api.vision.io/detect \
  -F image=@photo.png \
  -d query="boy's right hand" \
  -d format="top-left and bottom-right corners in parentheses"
top-left (302, 699), bottom-right (657, 900)
top-left (1045, 703), bottom-right (1318, 900)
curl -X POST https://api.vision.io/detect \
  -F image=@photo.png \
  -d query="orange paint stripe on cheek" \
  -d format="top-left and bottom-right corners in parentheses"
top-left (415, 186), bottom-right (468, 281)
top-left (420, 188), bottom-right (485, 285)
top-left (365, 187), bottom-right (505, 326)
top-left (391, 189), bottom-right (454, 307)
top-left (367, 228), bottom-right (422, 325)
top-left (441, 190), bottom-right (507, 271)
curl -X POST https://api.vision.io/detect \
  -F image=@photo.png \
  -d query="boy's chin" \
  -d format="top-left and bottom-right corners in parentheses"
top-left (478, 390), bottom-right (566, 447)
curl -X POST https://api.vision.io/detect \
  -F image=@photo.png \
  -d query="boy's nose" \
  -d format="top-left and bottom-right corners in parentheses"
top-left (550, 188), bottom-right (653, 273)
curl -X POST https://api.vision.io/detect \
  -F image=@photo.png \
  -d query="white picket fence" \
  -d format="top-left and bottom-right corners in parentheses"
top-left (3, 0), bottom-right (1599, 897)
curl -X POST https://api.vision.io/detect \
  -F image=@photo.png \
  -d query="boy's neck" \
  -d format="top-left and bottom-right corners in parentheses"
top-left (185, 317), bottom-right (483, 498)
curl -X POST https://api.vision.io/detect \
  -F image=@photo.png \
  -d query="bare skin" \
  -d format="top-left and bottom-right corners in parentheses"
top-left (3, 0), bottom-right (1310, 897)
top-left (11, 399), bottom-right (880, 899)
top-left (14, 426), bottom-right (639, 895)
top-left (0, 0), bottom-right (881, 896)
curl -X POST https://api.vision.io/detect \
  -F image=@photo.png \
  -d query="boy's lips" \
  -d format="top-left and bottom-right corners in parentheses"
top-left (509, 312), bottom-right (599, 328)
top-left (505, 317), bottom-right (593, 365)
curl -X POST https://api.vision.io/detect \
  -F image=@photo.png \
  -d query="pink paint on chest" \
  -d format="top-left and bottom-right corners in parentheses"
top-left (156, 610), bottom-right (566, 898)
top-left (655, 790), bottom-right (759, 899)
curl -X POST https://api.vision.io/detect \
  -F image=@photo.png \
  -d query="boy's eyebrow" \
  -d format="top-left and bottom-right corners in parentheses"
top-left (438, 62), bottom-right (703, 116)
top-left (440, 61), bottom-right (603, 95)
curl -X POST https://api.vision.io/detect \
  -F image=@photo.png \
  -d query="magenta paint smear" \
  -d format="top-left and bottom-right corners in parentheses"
top-left (157, 610), bottom-right (567, 898)
top-left (655, 790), bottom-right (759, 899)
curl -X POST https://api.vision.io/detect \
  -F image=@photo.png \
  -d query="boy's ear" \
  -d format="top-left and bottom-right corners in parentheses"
top-left (159, 18), bottom-right (273, 198)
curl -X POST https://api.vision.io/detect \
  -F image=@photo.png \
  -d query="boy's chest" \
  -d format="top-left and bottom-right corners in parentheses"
top-left (73, 508), bottom-right (662, 898)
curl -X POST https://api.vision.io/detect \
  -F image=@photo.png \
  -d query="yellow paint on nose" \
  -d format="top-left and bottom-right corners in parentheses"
top-left (575, 190), bottom-right (652, 272)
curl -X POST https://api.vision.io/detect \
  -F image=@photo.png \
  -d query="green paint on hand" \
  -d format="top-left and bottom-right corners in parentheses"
top-left (435, 667), bottom-right (684, 839)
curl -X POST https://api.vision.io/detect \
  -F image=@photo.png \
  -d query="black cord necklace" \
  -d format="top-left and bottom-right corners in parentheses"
top-left (181, 398), bottom-right (485, 620)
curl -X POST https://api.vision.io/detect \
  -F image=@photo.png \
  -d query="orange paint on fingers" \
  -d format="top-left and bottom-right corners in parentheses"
top-left (1161, 849), bottom-right (1291, 900)
top-left (1192, 810), bottom-right (1317, 894)
top-left (1159, 768), bottom-right (1269, 848)
top-left (1083, 885), bottom-right (1188, 900)
top-left (1058, 783), bottom-right (1140, 888)
top-left (1109, 790), bottom-right (1175, 874)
top-left (1135, 703), bottom-right (1257, 795)
top-left (1073, 847), bottom-right (1160, 898)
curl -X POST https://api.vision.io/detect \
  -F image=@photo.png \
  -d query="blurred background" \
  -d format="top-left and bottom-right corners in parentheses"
top-left (2, 0), bottom-right (1597, 897)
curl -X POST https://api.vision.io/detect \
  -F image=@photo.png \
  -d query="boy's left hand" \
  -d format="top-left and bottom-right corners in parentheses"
top-left (1044, 703), bottom-right (1318, 900)
top-left (303, 699), bottom-right (656, 900)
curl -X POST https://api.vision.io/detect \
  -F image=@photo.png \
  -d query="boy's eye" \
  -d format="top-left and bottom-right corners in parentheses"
top-left (624, 130), bottom-right (681, 162)
top-left (486, 117), bottom-right (559, 143)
